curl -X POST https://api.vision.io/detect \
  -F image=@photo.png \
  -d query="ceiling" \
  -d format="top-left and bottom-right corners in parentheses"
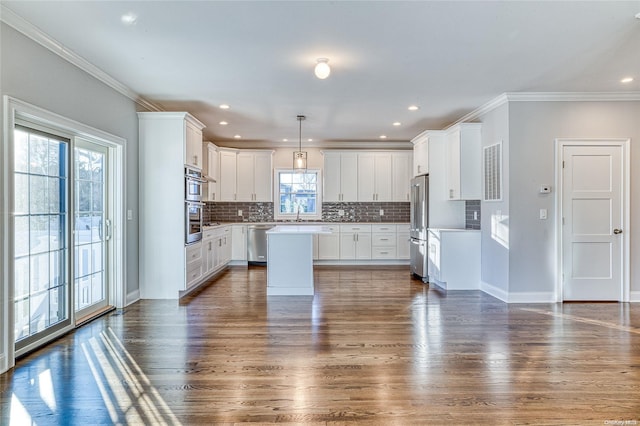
top-left (2, 1), bottom-right (640, 148)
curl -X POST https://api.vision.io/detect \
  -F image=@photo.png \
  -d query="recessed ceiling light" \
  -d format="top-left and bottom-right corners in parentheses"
top-left (233, 134), bottom-right (241, 139)
top-left (283, 138), bottom-right (288, 142)
top-left (220, 104), bottom-right (230, 110)
top-left (219, 121), bottom-right (228, 125)
top-left (307, 138), bottom-right (313, 142)
top-left (392, 122), bottom-right (402, 126)
top-left (621, 77), bottom-right (634, 83)
top-left (408, 105), bottom-right (420, 111)
top-left (314, 58), bottom-right (331, 79)
top-left (121, 12), bottom-right (137, 25)
top-left (379, 135), bottom-right (387, 139)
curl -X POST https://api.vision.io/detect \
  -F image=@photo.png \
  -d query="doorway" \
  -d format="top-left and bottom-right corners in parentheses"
top-left (557, 139), bottom-right (630, 301)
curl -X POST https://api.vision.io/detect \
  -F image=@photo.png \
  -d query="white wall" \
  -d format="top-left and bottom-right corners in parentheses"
top-left (507, 100), bottom-right (640, 297)
top-left (1, 23), bottom-right (144, 370)
top-left (477, 102), bottom-right (510, 297)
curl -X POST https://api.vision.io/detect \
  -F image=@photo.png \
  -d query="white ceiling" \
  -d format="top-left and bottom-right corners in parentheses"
top-left (3, 1), bottom-right (640, 148)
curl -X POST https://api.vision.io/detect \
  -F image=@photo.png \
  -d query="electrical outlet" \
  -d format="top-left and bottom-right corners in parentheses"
top-left (238, 209), bottom-right (243, 216)
top-left (338, 209), bottom-right (345, 216)
top-left (379, 209), bottom-right (384, 216)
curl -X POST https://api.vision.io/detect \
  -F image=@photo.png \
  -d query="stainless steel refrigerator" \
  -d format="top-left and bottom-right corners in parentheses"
top-left (410, 174), bottom-right (429, 282)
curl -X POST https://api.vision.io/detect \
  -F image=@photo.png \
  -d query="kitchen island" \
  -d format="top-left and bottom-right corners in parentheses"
top-left (265, 225), bottom-right (330, 296)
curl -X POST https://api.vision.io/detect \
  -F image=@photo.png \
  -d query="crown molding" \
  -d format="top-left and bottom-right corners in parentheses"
top-left (1, 5), bottom-right (162, 112)
top-left (215, 140), bottom-right (413, 150)
top-left (449, 91), bottom-right (640, 128)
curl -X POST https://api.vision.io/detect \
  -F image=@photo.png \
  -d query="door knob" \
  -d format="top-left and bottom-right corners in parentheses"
top-left (613, 229), bottom-right (623, 234)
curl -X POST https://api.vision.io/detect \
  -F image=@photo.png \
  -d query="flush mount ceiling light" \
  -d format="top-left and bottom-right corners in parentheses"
top-left (219, 121), bottom-right (228, 125)
top-left (293, 115), bottom-right (308, 172)
top-left (233, 134), bottom-right (241, 139)
top-left (393, 121), bottom-right (402, 126)
top-left (379, 135), bottom-right (388, 139)
top-left (408, 105), bottom-right (420, 111)
top-left (121, 12), bottom-right (137, 25)
top-left (314, 58), bottom-right (331, 79)
top-left (219, 104), bottom-right (230, 110)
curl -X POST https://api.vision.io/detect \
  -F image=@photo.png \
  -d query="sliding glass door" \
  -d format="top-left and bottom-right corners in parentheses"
top-left (74, 141), bottom-right (109, 320)
top-left (13, 126), bottom-right (71, 351)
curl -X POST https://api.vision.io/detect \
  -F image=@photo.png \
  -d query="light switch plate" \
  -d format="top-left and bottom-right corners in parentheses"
top-left (379, 209), bottom-right (384, 216)
top-left (540, 208), bottom-right (547, 220)
top-left (238, 209), bottom-right (243, 216)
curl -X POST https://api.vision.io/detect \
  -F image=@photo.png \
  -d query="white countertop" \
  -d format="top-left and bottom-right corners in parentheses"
top-left (266, 225), bottom-right (332, 235)
top-left (428, 228), bottom-right (480, 232)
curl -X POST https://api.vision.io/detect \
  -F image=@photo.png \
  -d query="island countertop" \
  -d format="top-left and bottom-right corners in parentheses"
top-left (266, 225), bottom-right (331, 235)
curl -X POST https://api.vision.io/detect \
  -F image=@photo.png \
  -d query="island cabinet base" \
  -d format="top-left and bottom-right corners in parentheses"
top-left (267, 233), bottom-right (314, 296)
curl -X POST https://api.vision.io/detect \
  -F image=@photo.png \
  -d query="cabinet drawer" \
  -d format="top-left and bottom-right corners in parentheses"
top-left (203, 229), bottom-right (216, 240)
top-left (339, 224), bottom-right (371, 233)
top-left (372, 233), bottom-right (396, 247)
top-left (185, 242), bottom-right (202, 262)
top-left (323, 225), bottom-right (340, 233)
top-left (372, 224), bottom-right (395, 233)
top-left (372, 247), bottom-right (397, 259)
top-left (186, 260), bottom-right (203, 285)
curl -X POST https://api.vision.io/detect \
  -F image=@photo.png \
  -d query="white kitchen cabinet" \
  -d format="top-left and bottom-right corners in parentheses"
top-left (231, 224), bottom-right (247, 261)
top-left (205, 142), bottom-right (218, 201)
top-left (392, 152), bottom-right (413, 202)
top-left (219, 148), bottom-right (238, 201)
top-left (412, 135), bottom-right (429, 177)
top-left (445, 123), bottom-right (482, 200)
top-left (202, 228), bottom-right (217, 275)
top-left (185, 122), bottom-right (203, 169)
top-left (371, 224), bottom-right (396, 259)
top-left (185, 241), bottom-right (203, 290)
top-left (396, 225), bottom-right (410, 260)
top-left (323, 152), bottom-right (358, 202)
top-left (357, 152), bottom-right (392, 202)
top-left (427, 228), bottom-right (480, 290)
top-left (138, 112), bottom-right (206, 299)
top-left (317, 224), bottom-right (340, 260)
top-left (235, 150), bottom-right (273, 202)
top-left (339, 224), bottom-right (372, 260)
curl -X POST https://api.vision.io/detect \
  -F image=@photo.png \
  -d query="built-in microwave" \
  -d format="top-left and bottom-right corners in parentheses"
top-left (185, 166), bottom-right (205, 202)
top-left (185, 201), bottom-right (204, 244)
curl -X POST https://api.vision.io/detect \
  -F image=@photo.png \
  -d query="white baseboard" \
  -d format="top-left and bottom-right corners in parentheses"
top-left (507, 291), bottom-right (556, 303)
top-left (126, 289), bottom-right (140, 306)
top-left (480, 281), bottom-right (509, 302)
top-left (630, 291), bottom-right (640, 303)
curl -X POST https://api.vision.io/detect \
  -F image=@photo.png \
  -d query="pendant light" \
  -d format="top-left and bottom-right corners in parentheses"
top-left (293, 115), bottom-right (307, 172)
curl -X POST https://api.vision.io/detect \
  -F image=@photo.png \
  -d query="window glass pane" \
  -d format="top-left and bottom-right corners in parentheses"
top-left (30, 215), bottom-right (49, 254)
top-left (29, 134), bottom-right (49, 175)
top-left (49, 287), bottom-right (65, 326)
top-left (15, 299), bottom-right (30, 340)
top-left (92, 182), bottom-right (103, 211)
top-left (14, 173), bottom-right (29, 215)
top-left (30, 252), bottom-right (50, 294)
top-left (77, 181), bottom-right (92, 212)
top-left (14, 216), bottom-right (30, 257)
top-left (48, 177), bottom-right (61, 213)
top-left (49, 250), bottom-right (63, 288)
top-left (14, 129), bottom-right (29, 173)
top-left (91, 213), bottom-right (103, 242)
top-left (15, 257), bottom-right (30, 300)
top-left (76, 148), bottom-right (91, 180)
top-left (30, 175), bottom-right (48, 214)
top-left (48, 139), bottom-right (61, 177)
top-left (30, 291), bottom-right (49, 334)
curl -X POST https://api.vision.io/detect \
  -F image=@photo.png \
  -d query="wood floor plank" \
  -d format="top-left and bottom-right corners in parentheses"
top-left (1, 265), bottom-right (639, 424)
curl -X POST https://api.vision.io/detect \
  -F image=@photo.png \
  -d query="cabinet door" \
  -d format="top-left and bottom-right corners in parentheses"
top-left (340, 153), bottom-right (359, 201)
top-left (253, 152), bottom-right (272, 202)
top-left (236, 152), bottom-right (255, 201)
top-left (446, 130), bottom-right (461, 200)
top-left (219, 150), bottom-right (237, 201)
top-left (396, 232), bottom-right (410, 259)
top-left (357, 153), bottom-right (376, 201)
top-left (323, 153), bottom-right (342, 202)
top-left (374, 153), bottom-right (393, 201)
top-left (355, 233), bottom-right (372, 259)
top-left (231, 225), bottom-right (247, 261)
top-left (413, 139), bottom-right (429, 176)
top-left (392, 152), bottom-right (412, 202)
top-left (339, 233), bottom-right (356, 259)
top-left (318, 233), bottom-right (340, 260)
top-left (185, 123), bottom-right (202, 168)
top-left (206, 145), bottom-right (218, 201)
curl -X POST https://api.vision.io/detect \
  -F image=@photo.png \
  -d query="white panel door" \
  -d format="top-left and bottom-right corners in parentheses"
top-left (562, 145), bottom-right (623, 301)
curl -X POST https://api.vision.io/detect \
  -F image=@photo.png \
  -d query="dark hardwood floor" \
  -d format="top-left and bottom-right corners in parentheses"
top-left (1, 265), bottom-right (639, 425)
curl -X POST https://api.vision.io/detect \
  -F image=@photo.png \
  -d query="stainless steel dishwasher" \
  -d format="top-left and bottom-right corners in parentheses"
top-left (247, 224), bottom-right (273, 264)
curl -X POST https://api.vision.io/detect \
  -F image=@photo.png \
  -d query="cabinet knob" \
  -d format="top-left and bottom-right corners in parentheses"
top-left (613, 228), bottom-right (623, 234)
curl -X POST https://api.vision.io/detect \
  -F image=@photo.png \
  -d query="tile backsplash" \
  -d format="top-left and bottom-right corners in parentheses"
top-left (465, 200), bottom-right (481, 229)
top-left (205, 202), bottom-right (410, 223)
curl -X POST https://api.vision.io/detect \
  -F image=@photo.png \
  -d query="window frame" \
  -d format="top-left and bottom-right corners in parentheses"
top-left (273, 168), bottom-right (322, 221)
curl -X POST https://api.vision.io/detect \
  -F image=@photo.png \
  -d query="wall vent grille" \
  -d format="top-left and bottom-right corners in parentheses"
top-left (483, 142), bottom-right (502, 201)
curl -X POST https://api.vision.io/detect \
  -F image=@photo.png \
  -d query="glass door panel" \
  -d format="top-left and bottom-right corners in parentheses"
top-left (74, 142), bottom-right (108, 319)
top-left (13, 126), bottom-right (70, 350)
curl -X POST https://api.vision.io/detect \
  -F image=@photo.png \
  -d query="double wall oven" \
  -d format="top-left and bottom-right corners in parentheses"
top-left (185, 166), bottom-right (205, 244)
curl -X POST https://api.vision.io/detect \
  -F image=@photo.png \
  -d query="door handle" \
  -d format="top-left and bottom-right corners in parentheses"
top-left (613, 228), bottom-right (623, 234)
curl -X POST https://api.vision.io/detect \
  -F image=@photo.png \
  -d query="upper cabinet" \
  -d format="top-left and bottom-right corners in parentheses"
top-left (357, 152), bottom-right (392, 201)
top-left (205, 142), bottom-right (218, 201)
top-left (218, 149), bottom-right (273, 202)
top-left (392, 152), bottom-right (413, 202)
top-left (412, 133), bottom-right (429, 177)
top-left (445, 123), bottom-right (482, 200)
top-left (185, 122), bottom-right (204, 168)
top-left (323, 152), bottom-right (358, 202)
top-left (236, 151), bottom-right (273, 201)
top-left (219, 149), bottom-right (238, 201)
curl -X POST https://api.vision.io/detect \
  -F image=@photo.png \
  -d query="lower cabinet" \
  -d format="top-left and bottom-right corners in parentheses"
top-left (427, 229), bottom-right (480, 289)
top-left (202, 225), bottom-right (231, 280)
top-left (317, 225), bottom-right (340, 260)
top-left (396, 225), bottom-right (410, 260)
top-left (371, 224), bottom-right (396, 259)
top-left (340, 224), bottom-right (372, 260)
top-left (231, 224), bottom-right (247, 261)
top-left (185, 241), bottom-right (203, 290)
